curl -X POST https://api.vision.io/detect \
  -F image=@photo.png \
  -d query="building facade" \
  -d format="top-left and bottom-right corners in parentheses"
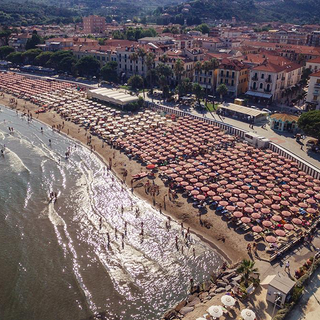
top-left (83, 15), bottom-right (106, 34)
top-left (306, 71), bottom-right (320, 110)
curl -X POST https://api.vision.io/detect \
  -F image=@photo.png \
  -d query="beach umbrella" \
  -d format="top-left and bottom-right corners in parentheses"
top-left (307, 198), bottom-right (316, 204)
top-left (307, 208), bottom-right (317, 214)
top-left (251, 212), bottom-right (261, 219)
top-left (219, 201), bottom-right (229, 207)
top-left (233, 211), bottom-right (243, 218)
top-left (221, 295), bottom-right (236, 307)
top-left (272, 215), bottom-right (282, 222)
top-left (275, 229), bottom-right (286, 237)
top-left (241, 309), bottom-right (256, 320)
top-left (252, 226), bottom-right (263, 232)
top-left (262, 220), bottom-right (272, 227)
top-left (236, 201), bottom-right (246, 207)
top-left (241, 217), bottom-right (251, 223)
top-left (263, 199), bottom-right (272, 205)
top-left (298, 202), bottom-right (308, 208)
top-left (226, 205), bottom-right (236, 211)
top-left (197, 195), bottom-right (206, 200)
top-left (191, 190), bottom-right (199, 195)
top-left (207, 306), bottom-right (223, 318)
top-left (244, 207), bottom-right (253, 213)
top-left (254, 203), bottom-right (262, 209)
top-left (266, 236), bottom-right (277, 243)
top-left (284, 224), bottom-right (294, 230)
top-left (196, 318), bottom-right (207, 320)
top-left (292, 218), bottom-right (302, 225)
top-left (213, 196), bottom-right (222, 201)
top-left (271, 204), bottom-right (280, 210)
top-left (281, 211), bottom-right (292, 217)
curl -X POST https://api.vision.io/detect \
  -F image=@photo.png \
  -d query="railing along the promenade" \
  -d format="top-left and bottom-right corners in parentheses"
top-left (147, 102), bottom-right (320, 180)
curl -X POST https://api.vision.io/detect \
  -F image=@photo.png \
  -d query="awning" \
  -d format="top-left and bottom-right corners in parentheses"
top-left (245, 91), bottom-right (272, 99)
top-left (261, 275), bottom-right (276, 288)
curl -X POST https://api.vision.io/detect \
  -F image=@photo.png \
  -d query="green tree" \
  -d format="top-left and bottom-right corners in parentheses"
top-left (145, 52), bottom-right (156, 93)
top-left (156, 63), bottom-right (173, 100)
top-left (58, 55), bottom-right (77, 74)
top-left (34, 51), bottom-right (53, 66)
top-left (0, 29), bottom-right (12, 46)
top-left (137, 47), bottom-right (147, 97)
top-left (217, 83), bottom-right (228, 101)
top-left (6, 51), bottom-right (23, 64)
top-left (22, 49), bottom-right (42, 64)
top-left (128, 74), bottom-right (143, 90)
top-left (25, 33), bottom-right (42, 50)
top-left (298, 110), bottom-right (320, 139)
top-left (176, 78), bottom-right (192, 98)
top-left (101, 61), bottom-right (118, 82)
top-left (47, 50), bottom-right (73, 69)
top-left (196, 23), bottom-right (210, 34)
top-left (0, 46), bottom-right (14, 59)
top-left (193, 83), bottom-right (204, 103)
top-left (75, 56), bottom-right (100, 77)
top-left (130, 52), bottom-right (139, 75)
top-left (236, 259), bottom-right (258, 287)
top-left (174, 58), bottom-right (184, 86)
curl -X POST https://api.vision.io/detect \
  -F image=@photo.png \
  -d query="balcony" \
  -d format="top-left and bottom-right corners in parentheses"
top-left (251, 76), bottom-right (258, 81)
top-left (315, 83), bottom-right (320, 88)
top-left (266, 78), bottom-right (272, 83)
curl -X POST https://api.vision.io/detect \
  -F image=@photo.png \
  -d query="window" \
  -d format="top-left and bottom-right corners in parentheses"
top-left (261, 73), bottom-right (264, 79)
top-left (231, 80), bottom-right (234, 86)
top-left (220, 70), bottom-right (223, 76)
top-left (102, 56), bottom-right (105, 61)
top-left (232, 72), bottom-right (235, 78)
top-left (317, 79), bottom-right (320, 84)
top-left (226, 71), bottom-right (229, 77)
top-left (260, 83), bottom-right (263, 89)
top-left (313, 95), bottom-right (318, 101)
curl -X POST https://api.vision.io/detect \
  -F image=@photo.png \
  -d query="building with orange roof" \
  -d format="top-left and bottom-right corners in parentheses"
top-left (216, 59), bottom-right (249, 98)
top-left (306, 56), bottom-right (320, 73)
top-left (246, 60), bottom-right (302, 102)
top-left (306, 70), bottom-right (320, 110)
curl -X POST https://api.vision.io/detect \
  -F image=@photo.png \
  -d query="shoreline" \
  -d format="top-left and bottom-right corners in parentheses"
top-left (0, 93), bottom-right (247, 264)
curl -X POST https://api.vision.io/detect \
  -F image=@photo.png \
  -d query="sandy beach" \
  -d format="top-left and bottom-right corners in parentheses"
top-left (0, 92), bottom-right (249, 264)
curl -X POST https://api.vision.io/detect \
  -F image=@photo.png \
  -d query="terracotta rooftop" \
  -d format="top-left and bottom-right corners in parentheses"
top-left (270, 113), bottom-right (299, 122)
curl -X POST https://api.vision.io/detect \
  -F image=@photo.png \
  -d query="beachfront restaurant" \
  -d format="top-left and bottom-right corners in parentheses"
top-left (269, 113), bottom-right (299, 132)
top-left (87, 88), bottom-right (139, 107)
top-left (217, 103), bottom-right (268, 123)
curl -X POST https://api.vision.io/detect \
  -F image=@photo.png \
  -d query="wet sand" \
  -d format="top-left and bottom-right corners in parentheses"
top-left (0, 93), bottom-right (248, 263)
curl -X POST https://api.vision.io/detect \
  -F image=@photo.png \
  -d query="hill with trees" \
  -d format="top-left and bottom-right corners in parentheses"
top-left (152, 0), bottom-right (320, 25)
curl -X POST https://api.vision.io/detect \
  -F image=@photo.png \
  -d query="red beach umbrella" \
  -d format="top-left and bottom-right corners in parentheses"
top-left (284, 224), bottom-right (294, 230)
top-left (272, 215), bottom-right (282, 222)
top-left (262, 220), bottom-right (272, 227)
top-left (251, 212), bottom-right (261, 219)
top-left (219, 200), bottom-right (229, 206)
top-left (191, 190), bottom-right (199, 195)
top-left (241, 217), bottom-right (251, 223)
top-left (281, 211), bottom-right (292, 217)
top-left (233, 211), bottom-right (243, 218)
top-left (252, 226), bottom-right (263, 233)
top-left (275, 229), bottom-right (286, 237)
top-left (292, 218), bottom-right (302, 225)
top-left (244, 207), bottom-right (253, 213)
top-left (266, 236), bottom-right (277, 243)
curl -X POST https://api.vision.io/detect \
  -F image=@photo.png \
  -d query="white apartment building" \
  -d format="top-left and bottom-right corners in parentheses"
top-left (306, 71), bottom-right (320, 109)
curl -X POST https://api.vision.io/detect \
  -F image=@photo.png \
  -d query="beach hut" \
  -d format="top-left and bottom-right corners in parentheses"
top-left (269, 113), bottom-right (299, 132)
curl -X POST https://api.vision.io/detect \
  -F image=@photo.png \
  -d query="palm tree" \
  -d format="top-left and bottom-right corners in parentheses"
top-left (156, 63), bottom-right (173, 101)
top-left (194, 61), bottom-right (202, 80)
top-left (217, 83), bottom-right (228, 101)
top-left (145, 52), bottom-right (156, 94)
top-left (130, 52), bottom-right (139, 75)
top-left (137, 47), bottom-right (147, 97)
top-left (202, 60), bottom-right (213, 106)
top-left (160, 54), bottom-right (168, 63)
top-left (174, 59), bottom-right (184, 85)
top-left (236, 259), bottom-right (259, 287)
top-left (174, 59), bottom-right (185, 98)
top-left (193, 83), bottom-right (204, 104)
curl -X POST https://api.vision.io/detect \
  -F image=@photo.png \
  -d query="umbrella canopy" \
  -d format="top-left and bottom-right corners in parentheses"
top-left (284, 224), bottom-right (294, 230)
top-left (233, 211), bottom-right (243, 218)
top-left (252, 226), bottom-right (263, 233)
top-left (262, 220), bottom-right (272, 227)
top-left (266, 236), bottom-right (277, 243)
top-left (241, 309), bottom-right (256, 320)
top-left (221, 295), bottom-right (236, 306)
top-left (207, 305), bottom-right (223, 318)
top-left (275, 229), bottom-right (286, 237)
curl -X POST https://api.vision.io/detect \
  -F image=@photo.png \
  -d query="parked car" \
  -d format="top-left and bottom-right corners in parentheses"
top-left (262, 108), bottom-right (272, 114)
